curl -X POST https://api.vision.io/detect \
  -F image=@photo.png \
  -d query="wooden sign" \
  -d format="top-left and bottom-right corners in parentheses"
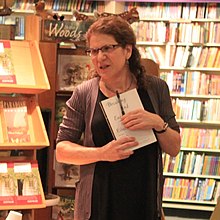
top-left (41, 19), bottom-right (93, 43)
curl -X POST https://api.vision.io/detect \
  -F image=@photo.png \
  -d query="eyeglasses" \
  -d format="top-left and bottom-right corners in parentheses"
top-left (86, 44), bottom-right (121, 57)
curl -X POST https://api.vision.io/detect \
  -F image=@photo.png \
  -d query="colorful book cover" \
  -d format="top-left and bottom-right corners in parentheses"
top-left (57, 54), bottom-right (92, 91)
top-left (54, 160), bottom-right (79, 188)
top-left (0, 41), bottom-right (16, 84)
top-left (0, 161), bottom-right (45, 209)
top-left (2, 100), bottom-right (30, 143)
top-left (55, 99), bottom-right (67, 127)
top-left (54, 150), bottom-right (79, 188)
top-left (52, 195), bottom-right (75, 220)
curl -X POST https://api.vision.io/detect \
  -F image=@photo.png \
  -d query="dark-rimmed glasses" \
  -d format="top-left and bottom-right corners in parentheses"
top-left (86, 44), bottom-right (121, 57)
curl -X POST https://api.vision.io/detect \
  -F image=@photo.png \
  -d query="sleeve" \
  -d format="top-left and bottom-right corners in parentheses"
top-left (56, 87), bottom-right (85, 144)
top-left (159, 79), bottom-right (180, 133)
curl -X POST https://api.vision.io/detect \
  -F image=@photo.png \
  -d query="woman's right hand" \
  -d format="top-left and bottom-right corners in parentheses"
top-left (99, 136), bottom-right (138, 162)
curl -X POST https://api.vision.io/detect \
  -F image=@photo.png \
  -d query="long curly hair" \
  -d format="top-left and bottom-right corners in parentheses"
top-left (86, 16), bottom-right (148, 89)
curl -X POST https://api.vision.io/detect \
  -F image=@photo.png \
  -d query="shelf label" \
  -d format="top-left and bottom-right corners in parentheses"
top-left (42, 20), bottom-right (91, 42)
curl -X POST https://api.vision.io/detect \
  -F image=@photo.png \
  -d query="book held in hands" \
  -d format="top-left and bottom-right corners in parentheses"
top-left (100, 88), bottom-right (157, 150)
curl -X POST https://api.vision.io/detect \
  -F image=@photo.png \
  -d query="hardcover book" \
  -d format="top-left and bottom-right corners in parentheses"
top-left (100, 88), bottom-right (157, 151)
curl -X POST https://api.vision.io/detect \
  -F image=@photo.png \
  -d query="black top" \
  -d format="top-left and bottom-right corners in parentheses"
top-left (90, 89), bottom-right (160, 220)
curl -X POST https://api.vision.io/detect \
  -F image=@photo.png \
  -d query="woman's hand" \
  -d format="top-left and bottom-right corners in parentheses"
top-left (121, 109), bottom-right (181, 157)
top-left (121, 109), bottom-right (163, 131)
top-left (99, 136), bottom-right (138, 162)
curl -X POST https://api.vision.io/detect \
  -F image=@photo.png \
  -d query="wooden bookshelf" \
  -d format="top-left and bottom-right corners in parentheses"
top-left (0, 39), bottom-right (50, 219)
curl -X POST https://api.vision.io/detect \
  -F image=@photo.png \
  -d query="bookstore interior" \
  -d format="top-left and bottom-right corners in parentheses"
top-left (0, 0), bottom-right (220, 219)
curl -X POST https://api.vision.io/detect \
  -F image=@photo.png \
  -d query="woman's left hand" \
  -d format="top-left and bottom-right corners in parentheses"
top-left (121, 109), bottom-right (163, 131)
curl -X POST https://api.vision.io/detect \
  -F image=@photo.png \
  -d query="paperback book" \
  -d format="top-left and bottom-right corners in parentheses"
top-left (100, 88), bottom-right (157, 151)
top-left (1, 100), bottom-right (31, 143)
top-left (0, 41), bottom-right (16, 84)
top-left (0, 161), bottom-right (45, 209)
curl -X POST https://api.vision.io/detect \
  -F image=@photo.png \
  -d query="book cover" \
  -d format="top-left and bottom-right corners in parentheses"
top-left (54, 150), bottom-right (79, 188)
top-left (0, 41), bottom-right (16, 84)
top-left (0, 161), bottom-right (45, 209)
top-left (100, 88), bottom-right (157, 151)
top-left (55, 99), bottom-right (67, 127)
top-left (52, 195), bottom-right (75, 220)
top-left (57, 54), bottom-right (92, 91)
top-left (2, 100), bottom-right (30, 143)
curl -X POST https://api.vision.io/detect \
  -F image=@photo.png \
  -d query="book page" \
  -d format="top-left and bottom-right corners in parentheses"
top-left (100, 88), bottom-right (157, 150)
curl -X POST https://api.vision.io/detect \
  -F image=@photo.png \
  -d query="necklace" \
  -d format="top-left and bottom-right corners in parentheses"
top-left (103, 76), bottom-right (134, 94)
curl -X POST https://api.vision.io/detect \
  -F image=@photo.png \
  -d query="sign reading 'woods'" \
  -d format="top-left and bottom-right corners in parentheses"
top-left (41, 20), bottom-right (93, 42)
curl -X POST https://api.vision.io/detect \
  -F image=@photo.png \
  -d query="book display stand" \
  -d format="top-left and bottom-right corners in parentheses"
top-left (0, 39), bottom-right (50, 219)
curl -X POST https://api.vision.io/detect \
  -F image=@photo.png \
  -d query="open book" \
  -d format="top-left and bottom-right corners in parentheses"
top-left (100, 88), bottom-right (157, 150)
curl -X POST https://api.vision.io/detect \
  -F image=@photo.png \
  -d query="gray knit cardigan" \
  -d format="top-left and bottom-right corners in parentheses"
top-left (56, 76), bottom-right (180, 220)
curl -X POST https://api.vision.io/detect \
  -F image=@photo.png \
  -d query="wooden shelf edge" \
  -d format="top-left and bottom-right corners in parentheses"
top-left (163, 202), bottom-right (215, 211)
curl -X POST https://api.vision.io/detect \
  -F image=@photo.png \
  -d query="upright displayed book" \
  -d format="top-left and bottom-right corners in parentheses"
top-left (54, 150), bottom-right (79, 188)
top-left (0, 41), bottom-right (16, 84)
top-left (52, 195), bottom-right (74, 220)
top-left (0, 161), bottom-right (45, 210)
top-left (0, 100), bottom-right (30, 143)
top-left (100, 88), bottom-right (157, 150)
top-left (57, 54), bottom-right (92, 91)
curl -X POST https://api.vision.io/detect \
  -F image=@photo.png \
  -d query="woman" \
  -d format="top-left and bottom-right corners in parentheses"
top-left (56, 16), bottom-right (181, 220)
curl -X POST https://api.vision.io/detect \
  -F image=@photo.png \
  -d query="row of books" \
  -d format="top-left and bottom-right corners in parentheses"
top-left (172, 98), bottom-right (220, 122)
top-left (132, 21), bottom-right (220, 44)
top-left (160, 71), bottom-right (220, 96)
top-left (164, 152), bottom-right (220, 175)
top-left (0, 161), bottom-right (45, 209)
top-left (0, 16), bottom-right (25, 38)
top-left (139, 45), bottom-right (220, 68)
top-left (180, 128), bottom-right (220, 150)
top-left (12, 0), bottom-right (105, 13)
top-left (125, 2), bottom-right (220, 19)
top-left (177, 22), bottom-right (220, 44)
top-left (163, 178), bottom-right (220, 202)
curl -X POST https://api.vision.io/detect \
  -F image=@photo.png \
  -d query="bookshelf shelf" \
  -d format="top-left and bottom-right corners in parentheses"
top-left (164, 199), bottom-right (217, 206)
top-left (171, 94), bottom-right (220, 99)
top-left (177, 120), bottom-right (220, 127)
top-left (160, 67), bottom-right (220, 72)
top-left (0, 40), bottom-right (50, 94)
top-left (181, 148), bottom-right (220, 153)
top-left (163, 202), bottom-right (215, 211)
top-left (164, 173), bottom-right (220, 180)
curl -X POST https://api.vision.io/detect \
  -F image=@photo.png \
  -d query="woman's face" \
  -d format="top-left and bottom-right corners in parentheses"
top-left (88, 33), bottom-right (132, 81)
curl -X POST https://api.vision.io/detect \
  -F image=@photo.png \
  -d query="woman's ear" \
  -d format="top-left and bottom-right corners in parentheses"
top-left (125, 44), bottom-right (133, 60)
